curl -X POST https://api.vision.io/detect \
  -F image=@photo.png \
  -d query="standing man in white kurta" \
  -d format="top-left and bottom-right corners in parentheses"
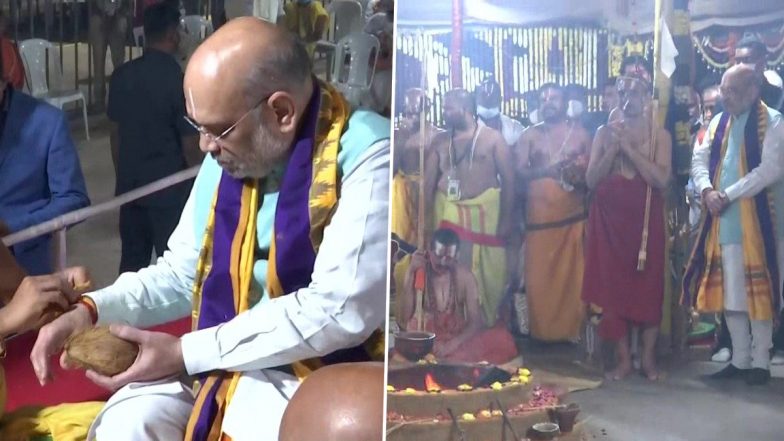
top-left (686, 64), bottom-right (784, 386)
top-left (29, 18), bottom-right (389, 440)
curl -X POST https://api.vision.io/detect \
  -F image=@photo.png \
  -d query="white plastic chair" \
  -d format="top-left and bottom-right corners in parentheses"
top-left (132, 26), bottom-right (145, 48)
top-left (330, 32), bottom-right (379, 108)
top-left (19, 39), bottom-right (90, 140)
top-left (314, 0), bottom-right (364, 79)
top-left (181, 15), bottom-right (213, 41)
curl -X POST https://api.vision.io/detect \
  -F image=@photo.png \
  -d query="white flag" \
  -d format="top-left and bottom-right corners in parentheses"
top-left (660, 18), bottom-right (679, 78)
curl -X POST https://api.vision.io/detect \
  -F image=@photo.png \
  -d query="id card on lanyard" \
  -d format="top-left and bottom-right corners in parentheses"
top-left (447, 124), bottom-right (482, 201)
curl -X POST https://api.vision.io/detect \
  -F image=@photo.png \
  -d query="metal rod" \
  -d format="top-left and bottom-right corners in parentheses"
top-left (74, 0), bottom-right (79, 92)
top-left (3, 166), bottom-right (200, 247)
top-left (53, 227), bottom-right (67, 270)
top-left (86, 0), bottom-right (92, 108)
top-left (446, 408), bottom-right (467, 441)
top-left (495, 398), bottom-right (521, 441)
top-left (59, 0), bottom-right (64, 73)
top-left (29, 0), bottom-right (34, 37)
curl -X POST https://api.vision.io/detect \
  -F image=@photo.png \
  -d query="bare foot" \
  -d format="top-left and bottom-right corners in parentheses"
top-left (641, 362), bottom-right (661, 381)
top-left (605, 362), bottom-right (633, 381)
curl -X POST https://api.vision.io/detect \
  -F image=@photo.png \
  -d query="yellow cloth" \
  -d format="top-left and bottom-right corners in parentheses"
top-left (525, 178), bottom-right (586, 341)
top-left (434, 188), bottom-right (506, 325)
top-left (694, 104), bottom-right (775, 321)
top-left (0, 402), bottom-right (104, 441)
top-left (391, 171), bottom-right (417, 245)
top-left (392, 254), bottom-right (411, 323)
top-left (283, 1), bottom-right (329, 57)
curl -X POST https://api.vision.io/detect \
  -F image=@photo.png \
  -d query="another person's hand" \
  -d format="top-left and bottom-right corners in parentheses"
top-left (31, 305), bottom-right (93, 385)
top-left (3, 267), bottom-right (90, 336)
top-left (409, 250), bottom-right (428, 271)
top-left (0, 278), bottom-right (70, 337)
top-left (703, 190), bottom-right (727, 217)
top-left (0, 220), bottom-right (10, 237)
top-left (80, 325), bottom-right (185, 392)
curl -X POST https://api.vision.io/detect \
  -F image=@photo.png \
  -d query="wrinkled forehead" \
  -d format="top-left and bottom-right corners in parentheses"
top-left (540, 87), bottom-right (564, 101)
top-left (184, 78), bottom-right (244, 124)
top-left (617, 76), bottom-right (649, 95)
top-left (703, 87), bottom-right (720, 101)
top-left (433, 241), bottom-right (458, 255)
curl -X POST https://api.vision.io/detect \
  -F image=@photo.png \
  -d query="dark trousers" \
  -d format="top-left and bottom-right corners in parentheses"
top-left (119, 203), bottom-right (182, 274)
top-left (774, 309), bottom-right (784, 351)
top-left (715, 313), bottom-right (732, 351)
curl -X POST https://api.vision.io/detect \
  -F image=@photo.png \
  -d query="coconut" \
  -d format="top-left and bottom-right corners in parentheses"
top-left (64, 326), bottom-right (139, 376)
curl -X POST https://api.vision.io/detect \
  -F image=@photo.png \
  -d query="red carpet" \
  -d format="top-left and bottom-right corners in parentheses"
top-left (4, 318), bottom-right (190, 411)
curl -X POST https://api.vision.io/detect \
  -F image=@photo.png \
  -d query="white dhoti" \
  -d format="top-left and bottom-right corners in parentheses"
top-left (89, 369), bottom-right (300, 441)
top-left (721, 244), bottom-right (774, 370)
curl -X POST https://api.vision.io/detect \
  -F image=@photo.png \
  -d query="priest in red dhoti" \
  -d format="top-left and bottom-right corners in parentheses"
top-left (583, 73), bottom-right (672, 381)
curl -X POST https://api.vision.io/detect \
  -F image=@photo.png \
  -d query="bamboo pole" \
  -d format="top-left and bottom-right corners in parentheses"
top-left (414, 29), bottom-right (428, 332)
top-left (638, 0), bottom-right (666, 271)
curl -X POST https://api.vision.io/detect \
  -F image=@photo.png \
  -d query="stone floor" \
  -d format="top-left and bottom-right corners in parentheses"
top-left (523, 341), bottom-right (784, 441)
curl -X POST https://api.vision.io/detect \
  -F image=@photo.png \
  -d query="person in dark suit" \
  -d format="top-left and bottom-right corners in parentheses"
top-left (734, 34), bottom-right (783, 112)
top-left (0, 46), bottom-right (90, 275)
top-left (107, 2), bottom-right (200, 273)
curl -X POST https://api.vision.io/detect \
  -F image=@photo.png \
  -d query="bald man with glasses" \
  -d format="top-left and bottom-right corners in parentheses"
top-left (32, 18), bottom-right (389, 441)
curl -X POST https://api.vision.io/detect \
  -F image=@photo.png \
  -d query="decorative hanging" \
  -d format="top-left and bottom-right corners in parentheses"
top-left (692, 22), bottom-right (784, 70)
top-left (396, 25), bottom-right (604, 123)
top-left (548, 34), bottom-right (564, 78)
top-left (608, 34), bottom-right (654, 76)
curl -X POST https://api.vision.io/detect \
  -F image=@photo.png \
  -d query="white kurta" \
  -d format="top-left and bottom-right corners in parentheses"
top-left (86, 139), bottom-right (390, 441)
top-left (478, 113), bottom-right (525, 147)
top-left (691, 111), bottom-right (784, 311)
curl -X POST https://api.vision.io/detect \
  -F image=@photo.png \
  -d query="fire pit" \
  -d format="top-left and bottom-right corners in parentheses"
top-left (388, 362), bottom-right (512, 390)
top-left (387, 362), bottom-right (525, 417)
top-left (387, 362), bottom-right (584, 441)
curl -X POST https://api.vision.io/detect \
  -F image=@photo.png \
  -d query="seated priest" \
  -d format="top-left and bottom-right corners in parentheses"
top-left (397, 228), bottom-right (518, 364)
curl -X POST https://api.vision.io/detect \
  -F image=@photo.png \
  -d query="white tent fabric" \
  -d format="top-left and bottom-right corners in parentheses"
top-left (398, 0), bottom-right (784, 35)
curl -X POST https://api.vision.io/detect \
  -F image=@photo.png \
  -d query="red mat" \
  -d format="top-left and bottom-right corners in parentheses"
top-left (4, 318), bottom-right (190, 411)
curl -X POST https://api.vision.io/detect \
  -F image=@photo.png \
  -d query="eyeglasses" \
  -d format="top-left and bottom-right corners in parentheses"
top-left (718, 86), bottom-right (741, 98)
top-left (183, 93), bottom-right (272, 144)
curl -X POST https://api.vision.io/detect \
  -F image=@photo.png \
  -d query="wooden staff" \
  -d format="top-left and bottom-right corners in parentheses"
top-left (414, 30), bottom-right (428, 331)
top-left (638, 98), bottom-right (659, 272)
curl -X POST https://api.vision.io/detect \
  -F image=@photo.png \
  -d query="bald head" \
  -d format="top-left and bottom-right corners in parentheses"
top-left (183, 18), bottom-right (315, 179)
top-left (186, 18), bottom-right (311, 111)
top-left (403, 88), bottom-right (428, 116)
top-left (444, 88), bottom-right (476, 115)
top-left (279, 363), bottom-right (384, 441)
top-left (721, 64), bottom-right (761, 116)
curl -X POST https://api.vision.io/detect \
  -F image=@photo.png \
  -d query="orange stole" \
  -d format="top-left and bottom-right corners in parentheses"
top-left (524, 178), bottom-right (586, 341)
